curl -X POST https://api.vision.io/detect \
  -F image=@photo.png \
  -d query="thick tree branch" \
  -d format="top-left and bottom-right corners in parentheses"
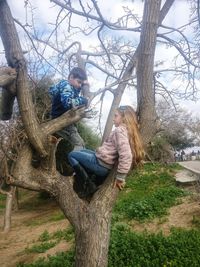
top-left (159, 0), bottom-right (175, 24)
top-left (0, 67), bottom-right (16, 87)
top-left (41, 106), bottom-right (87, 135)
top-left (0, 0), bottom-right (47, 156)
top-left (102, 0), bottom-right (176, 141)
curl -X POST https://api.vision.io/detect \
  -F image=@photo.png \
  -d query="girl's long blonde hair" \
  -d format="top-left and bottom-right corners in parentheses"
top-left (117, 105), bottom-right (144, 168)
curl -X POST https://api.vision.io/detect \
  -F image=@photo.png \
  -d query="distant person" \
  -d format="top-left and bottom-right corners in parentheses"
top-left (181, 150), bottom-right (186, 161)
top-left (68, 105), bottom-right (145, 198)
top-left (174, 152), bottom-right (178, 162)
top-left (191, 150), bottom-right (196, 160)
top-left (49, 67), bottom-right (89, 151)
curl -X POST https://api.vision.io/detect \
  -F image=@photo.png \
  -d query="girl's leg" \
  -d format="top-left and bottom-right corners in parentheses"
top-left (68, 150), bottom-right (98, 197)
top-left (68, 150), bottom-right (109, 177)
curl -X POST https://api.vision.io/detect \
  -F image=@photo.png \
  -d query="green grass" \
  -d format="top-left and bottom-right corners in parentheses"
top-left (0, 194), bottom-right (6, 209)
top-left (38, 227), bottom-right (74, 242)
top-left (0, 203), bottom-right (6, 209)
top-left (24, 227), bottom-right (74, 256)
top-left (17, 163), bottom-right (198, 267)
top-left (108, 223), bottom-right (200, 267)
top-left (113, 163), bottom-right (187, 222)
top-left (0, 194), bottom-right (6, 201)
top-left (19, 225), bottom-right (200, 267)
top-left (17, 251), bottom-right (75, 267)
top-left (192, 215), bottom-right (200, 229)
top-left (25, 241), bottom-right (57, 254)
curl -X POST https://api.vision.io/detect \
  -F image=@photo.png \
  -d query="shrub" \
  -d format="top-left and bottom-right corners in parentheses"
top-left (114, 163), bottom-right (187, 221)
top-left (108, 224), bottom-right (200, 267)
top-left (25, 241), bottom-right (57, 253)
top-left (17, 251), bottom-right (75, 267)
top-left (20, 226), bottom-right (200, 267)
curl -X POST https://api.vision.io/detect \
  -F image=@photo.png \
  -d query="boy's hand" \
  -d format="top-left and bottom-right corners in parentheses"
top-left (113, 179), bottom-right (126, 190)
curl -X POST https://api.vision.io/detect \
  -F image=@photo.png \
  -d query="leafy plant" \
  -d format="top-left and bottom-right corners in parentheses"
top-left (113, 163), bottom-right (187, 221)
top-left (0, 194), bottom-right (6, 209)
top-left (17, 251), bottom-right (75, 267)
top-left (126, 186), bottom-right (185, 220)
top-left (108, 224), bottom-right (200, 267)
top-left (38, 230), bottom-right (51, 242)
top-left (38, 227), bottom-right (74, 243)
top-left (19, 226), bottom-right (200, 267)
top-left (25, 241), bottom-right (57, 253)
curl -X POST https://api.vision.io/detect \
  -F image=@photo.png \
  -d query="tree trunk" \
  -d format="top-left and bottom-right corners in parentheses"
top-left (3, 190), bottom-right (13, 232)
top-left (0, 0), bottom-right (47, 156)
top-left (102, 59), bottom-right (136, 142)
top-left (75, 213), bottom-right (112, 267)
top-left (12, 187), bottom-right (19, 211)
top-left (103, 0), bottom-right (175, 142)
top-left (137, 0), bottom-right (162, 146)
top-left (56, 172), bottom-right (118, 267)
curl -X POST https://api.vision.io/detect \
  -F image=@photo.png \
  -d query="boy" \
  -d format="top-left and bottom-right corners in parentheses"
top-left (49, 67), bottom-right (89, 151)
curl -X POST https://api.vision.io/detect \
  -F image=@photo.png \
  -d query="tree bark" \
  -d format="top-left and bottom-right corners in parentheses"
top-left (3, 187), bottom-right (16, 232)
top-left (56, 171), bottom-right (118, 267)
top-left (12, 187), bottom-right (19, 211)
top-left (75, 214), bottom-right (111, 267)
top-left (0, 0), bottom-right (47, 156)
top-left (102, 59), bottom-right (136, 142)
top-left (0, 67), bottom-right (16, 87)
top-left (137, 0), bottom-right (162, 146)
top-left (102, 0), bottom-right (175, 142)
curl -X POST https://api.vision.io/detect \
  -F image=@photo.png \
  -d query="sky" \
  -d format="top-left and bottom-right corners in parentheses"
top-left (1, 0), bottom-right (200, 129)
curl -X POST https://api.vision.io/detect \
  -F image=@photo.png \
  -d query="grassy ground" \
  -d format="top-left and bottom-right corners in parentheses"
top-left (1, 163), bottom-right (200, 267)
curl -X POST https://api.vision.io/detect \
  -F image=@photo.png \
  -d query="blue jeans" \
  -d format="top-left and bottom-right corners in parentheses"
top-left (68, 149), bottom-right (109, 177)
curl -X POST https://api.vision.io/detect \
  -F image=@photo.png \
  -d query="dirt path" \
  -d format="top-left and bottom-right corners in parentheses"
top-left (0, 198), bottom-right (70, 267)
top-left (179, 161), bottom-right (200, 173)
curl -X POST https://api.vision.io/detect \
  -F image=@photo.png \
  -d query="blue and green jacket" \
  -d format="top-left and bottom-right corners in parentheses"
top-left (49, 80), bottom-right (88, 118)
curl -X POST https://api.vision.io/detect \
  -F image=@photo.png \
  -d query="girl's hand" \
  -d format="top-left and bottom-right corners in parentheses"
top-left (114, 179), bottom-right (126, 190)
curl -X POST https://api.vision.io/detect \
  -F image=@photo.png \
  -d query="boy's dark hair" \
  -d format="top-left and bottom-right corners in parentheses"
top-left (68, 67), bottom-right (87, 81)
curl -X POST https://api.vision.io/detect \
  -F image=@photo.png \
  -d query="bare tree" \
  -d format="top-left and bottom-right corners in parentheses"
top-left (0, 0), bottom-right (200, 266)
top-left (41, 0), bottom-right (198, 143)
top-left (157, 101), bottom-right (196, 149)
top-left (0, 1), bottom-right (124, 266)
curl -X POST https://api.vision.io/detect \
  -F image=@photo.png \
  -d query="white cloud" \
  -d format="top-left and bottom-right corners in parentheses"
top-left (163, 0), bottom-right (190, 28)
top-left (180, 100), bottom-right (200, 117)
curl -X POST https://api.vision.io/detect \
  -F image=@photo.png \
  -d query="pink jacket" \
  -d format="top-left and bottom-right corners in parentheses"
top-left (95, 124), bottom-right (132, 180)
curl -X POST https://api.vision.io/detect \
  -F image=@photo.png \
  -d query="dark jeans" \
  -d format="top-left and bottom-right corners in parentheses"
top-left (68, 149), bottom-right (109, 178)
top-left (57, 124), bottom-right (84, 151)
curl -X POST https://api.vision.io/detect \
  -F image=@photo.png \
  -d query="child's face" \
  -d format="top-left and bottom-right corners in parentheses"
top-left (69, 75), bottom-right (83, 89)
top-left (113, 110), bottom-right (123, 127)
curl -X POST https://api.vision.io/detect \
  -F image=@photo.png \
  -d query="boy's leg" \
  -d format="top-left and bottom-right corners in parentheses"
top-left (57, 124), bottom-right (85, 151)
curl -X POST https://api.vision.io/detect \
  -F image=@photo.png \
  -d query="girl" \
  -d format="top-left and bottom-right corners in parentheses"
top-left (68, 105), bottom-right (144, 197)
